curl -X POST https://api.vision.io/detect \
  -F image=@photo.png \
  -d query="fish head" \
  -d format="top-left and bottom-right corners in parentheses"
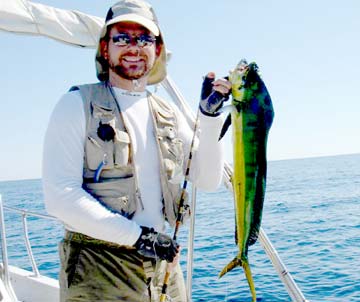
top-left (229, 59), bottom-right (249, 102)
top-left (230, 60), bottom-right (263, 101)
top-left (244, 63), bottom-right (261, 92)
top-left (228, 60), bottom-right (274, 132)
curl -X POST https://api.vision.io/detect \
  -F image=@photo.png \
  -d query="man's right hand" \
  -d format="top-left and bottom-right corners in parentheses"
top-left (134, 226), bottom-right (179, 263)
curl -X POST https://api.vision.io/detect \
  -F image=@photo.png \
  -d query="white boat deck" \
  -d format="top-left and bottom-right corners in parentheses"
top-left (1, 265), bottom-right (59, 302)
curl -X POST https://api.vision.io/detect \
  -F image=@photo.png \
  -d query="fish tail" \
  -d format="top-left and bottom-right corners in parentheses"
top-left (219, 256), bottom-right (257, 302)
top-left (242, 258), bottom-right (257, 302)
top-left (218, 256), bottom-right (242, 278)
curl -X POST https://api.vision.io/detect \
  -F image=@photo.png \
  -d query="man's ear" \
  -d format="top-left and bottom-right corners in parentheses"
top-left (100, 40), bottom-right (109, 60)
top-left (155, 43), bottom-right (162, 58)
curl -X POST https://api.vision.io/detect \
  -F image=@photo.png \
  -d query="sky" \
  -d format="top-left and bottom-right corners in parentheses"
top-left (1, 0), bottom-right (360, 181)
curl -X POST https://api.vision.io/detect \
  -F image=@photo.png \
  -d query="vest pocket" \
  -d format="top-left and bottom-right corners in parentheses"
top-left (83, 178), bottom-right (137, 219)
top-left (114, 130), bottom-right (130, 167)
top-left (159, 138), bottom-right (184, 183)
top-left (85, 133), bottom-right (114, 171)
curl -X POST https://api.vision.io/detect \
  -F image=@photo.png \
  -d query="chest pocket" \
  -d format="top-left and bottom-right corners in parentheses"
top-left (114, 129), bottom-right (130, 167)
top-left (85, 102), bottom-right (131, 172)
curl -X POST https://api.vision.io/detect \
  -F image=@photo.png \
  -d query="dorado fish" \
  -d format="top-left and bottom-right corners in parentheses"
top-left (219, 59), bottom-right (274, 301)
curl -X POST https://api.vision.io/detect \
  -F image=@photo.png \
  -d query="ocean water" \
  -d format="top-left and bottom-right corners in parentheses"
top-left (0, 154), bottom-right (359, 302)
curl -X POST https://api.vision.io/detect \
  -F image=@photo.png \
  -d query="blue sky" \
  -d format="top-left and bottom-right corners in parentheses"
top-left (1, 0), bottom-right (360, 181)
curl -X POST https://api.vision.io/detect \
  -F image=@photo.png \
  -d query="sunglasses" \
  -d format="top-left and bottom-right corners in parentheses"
top-left (110, 33), bottom-right (156, 48)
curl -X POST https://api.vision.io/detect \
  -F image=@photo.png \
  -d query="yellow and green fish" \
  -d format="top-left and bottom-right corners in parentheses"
top-left (219, 59), bottom-right (274, 301)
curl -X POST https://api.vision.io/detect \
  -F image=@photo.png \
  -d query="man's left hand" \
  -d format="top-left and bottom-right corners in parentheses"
top-left (199, 72), bottom-right (232, 116)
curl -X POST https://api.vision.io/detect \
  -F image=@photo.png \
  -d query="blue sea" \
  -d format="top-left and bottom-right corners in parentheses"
top-left (1, 154), bottom-right (359, 302)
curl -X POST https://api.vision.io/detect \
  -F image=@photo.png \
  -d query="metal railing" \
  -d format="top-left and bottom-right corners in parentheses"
top-left (0, 194), bottom-right (58, 302)
top-left (0, 194), bottom-right (18, 301)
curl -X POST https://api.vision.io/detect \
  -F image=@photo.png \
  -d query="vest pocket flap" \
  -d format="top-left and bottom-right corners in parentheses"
top-left (84, 177), bottom-right (135, 196)
top-left (156, 112), bottom-right (175, 126)
top-left (115, 130), bottom-right (130, 144)
top-left (92, 102), bottom-right (116, 118)
top-left (156, 107), bottom-right (174, 119)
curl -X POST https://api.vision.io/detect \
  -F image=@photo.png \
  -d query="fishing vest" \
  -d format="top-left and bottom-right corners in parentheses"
top-left (69, 82), bottom-right (188, 227)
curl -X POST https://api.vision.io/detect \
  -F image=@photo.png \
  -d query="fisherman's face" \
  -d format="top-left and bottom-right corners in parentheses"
top-left (104, 22), bottom-right (158, 81)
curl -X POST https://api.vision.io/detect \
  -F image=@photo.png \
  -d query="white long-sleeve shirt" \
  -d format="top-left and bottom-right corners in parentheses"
top-left (42, 87), bottom-right (224, 246)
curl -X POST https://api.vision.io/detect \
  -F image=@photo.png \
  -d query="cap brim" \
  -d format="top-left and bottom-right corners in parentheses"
top-left (105, 14), bottom-right (160, 36)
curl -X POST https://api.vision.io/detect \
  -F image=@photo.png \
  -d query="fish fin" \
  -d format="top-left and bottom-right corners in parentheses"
top-left (218, 256), bottom-right (242, 278)
top-left (218, 113), bottom-right (232, 141)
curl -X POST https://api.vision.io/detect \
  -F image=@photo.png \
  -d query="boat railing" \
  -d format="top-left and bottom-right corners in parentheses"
top-left (0, 194), bottom-right (58, 301)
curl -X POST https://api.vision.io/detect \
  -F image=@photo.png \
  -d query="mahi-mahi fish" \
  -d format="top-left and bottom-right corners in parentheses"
top-left (218, 59), bottom-right (274, 301)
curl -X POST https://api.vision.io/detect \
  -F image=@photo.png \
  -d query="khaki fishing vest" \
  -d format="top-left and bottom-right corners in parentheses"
top-left (69, 82), bottom-right (188, 226)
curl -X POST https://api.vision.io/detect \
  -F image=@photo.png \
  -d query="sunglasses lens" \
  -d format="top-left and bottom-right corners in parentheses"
top-left (111, 33), bottom-right (155, 47)
top-left (137, 35), bottom-right (155, 47)
top-left (112, 34), bottom-right (131, 46)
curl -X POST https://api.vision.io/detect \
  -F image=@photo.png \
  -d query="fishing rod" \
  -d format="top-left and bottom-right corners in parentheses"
top-left (159, 106), bottom-right (200, 302)
top-left (161, 76), bottom-right (199, 301)
top-left (161, 76), bottom-right (309, 302)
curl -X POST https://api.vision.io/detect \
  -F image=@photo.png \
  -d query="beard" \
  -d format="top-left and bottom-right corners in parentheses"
top-left (109, 64), bottom-right (145, 80)
top-left (108, 55), bottom-right (153, 80)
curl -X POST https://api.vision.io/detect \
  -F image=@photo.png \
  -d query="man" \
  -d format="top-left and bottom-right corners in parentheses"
top-left (42, 0), bottom-right (231, 301)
